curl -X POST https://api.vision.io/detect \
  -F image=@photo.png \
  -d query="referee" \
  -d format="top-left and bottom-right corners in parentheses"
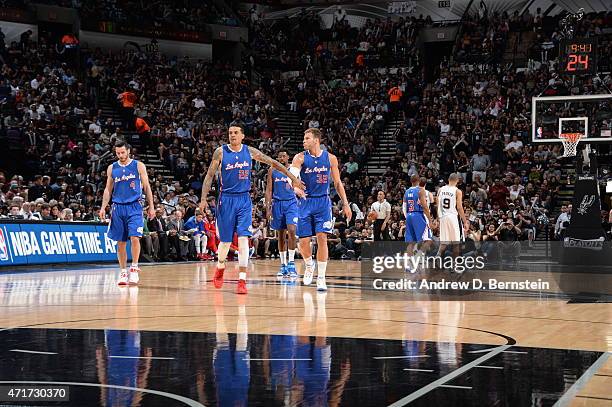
top-left (371, 191), bottom-right (391, 241)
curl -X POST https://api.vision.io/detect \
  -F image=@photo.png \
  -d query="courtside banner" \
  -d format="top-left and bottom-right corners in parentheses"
top-left (0, 221), bottom-right (130, 267)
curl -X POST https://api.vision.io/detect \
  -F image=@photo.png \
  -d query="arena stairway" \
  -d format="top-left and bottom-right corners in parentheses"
top-left (503, 30), bottom-right (537, 65)
top-left (365, 117), bottom-right (401, 176)
top-left (97, 99), bottom-right (175, 183)
top-left (276, 108), bottom-right (302, 155)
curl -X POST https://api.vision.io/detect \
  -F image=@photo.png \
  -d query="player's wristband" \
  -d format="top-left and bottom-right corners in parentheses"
top-left (289, 166), bottom-right (300, 179)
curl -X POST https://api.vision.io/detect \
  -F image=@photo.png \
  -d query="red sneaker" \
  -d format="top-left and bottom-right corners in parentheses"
top-left (236, 279), bottom-right (247, 295)
top-left (213, 267), bottom-right (224, 289)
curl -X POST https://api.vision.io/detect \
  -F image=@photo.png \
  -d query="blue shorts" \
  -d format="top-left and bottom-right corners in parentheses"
top-left (271, 199), bottom-right (298, 231)
top-left (405, 212), bottom-right (432, 243)
top-left (108, 201), bottom-right (143, 242)
top-left (217, 192), bottom-right (252, 243)
top-left (297, 196), bottom-right (333, 238)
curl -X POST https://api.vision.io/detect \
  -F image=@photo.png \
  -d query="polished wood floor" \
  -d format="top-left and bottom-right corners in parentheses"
top-left (0, 260), bottom-right (609, 405)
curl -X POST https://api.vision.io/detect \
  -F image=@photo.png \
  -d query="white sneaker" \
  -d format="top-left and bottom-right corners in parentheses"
top-left (303, 264), bottom-right (314, 286)
top-left (128, 266), bottom-right (140, 285)
top-left (316, 276), bottom-right (327, 291)
top-left (118, 271), bottom-right (129, 286)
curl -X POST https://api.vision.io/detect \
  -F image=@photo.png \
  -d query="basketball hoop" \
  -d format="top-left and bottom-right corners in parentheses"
top-left (559, 133), bottom-right (583, 157)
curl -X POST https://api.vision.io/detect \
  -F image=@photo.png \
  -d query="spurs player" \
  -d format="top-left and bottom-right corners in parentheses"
top-left (436, 173), bottom-right (469, 264)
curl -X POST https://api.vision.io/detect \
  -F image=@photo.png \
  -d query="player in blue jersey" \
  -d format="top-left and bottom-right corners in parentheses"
top-left (100, 141), bottom-right (155, 286)
top-left (265, 151), bottom-right (299, 278)
top-left (403, 175), bottom-right (433, 270)
top-left (199, 125), bottom-right (304, 295)
top-left (290, 128), bottom-right (352, 291)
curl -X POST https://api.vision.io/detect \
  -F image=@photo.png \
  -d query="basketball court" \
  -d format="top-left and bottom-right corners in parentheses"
top-left (0, 258), bottom-right (609, 406)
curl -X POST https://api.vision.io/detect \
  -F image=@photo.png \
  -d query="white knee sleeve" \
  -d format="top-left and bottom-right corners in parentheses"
top-left (238, 236), bottom-right (249, 268)
top-left (217, 242), bottom-right (231, 264)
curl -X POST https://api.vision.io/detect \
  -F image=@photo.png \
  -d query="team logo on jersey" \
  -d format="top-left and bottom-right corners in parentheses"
top-left (304, 166), bottom-right (328, 174)
top-left (0, 229), bottom-right (9, 261)
top-left (114, 173), bottom-right (136, 183)
top-left (293, 217), bottom-right (298, 224)
top-left (274, 176), bottom-right (290, 184)
top-left (323, 220), bottom-right (333, 230)
top-left (577, 195), bottom-right (596, 215)
top-left (225, 161), bottom-right (250, 170)
top-left (137, 227), bottom-right (143, 234)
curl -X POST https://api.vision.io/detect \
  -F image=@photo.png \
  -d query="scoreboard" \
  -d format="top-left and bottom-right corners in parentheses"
top-left (560, 38), bottom-right (598, 75)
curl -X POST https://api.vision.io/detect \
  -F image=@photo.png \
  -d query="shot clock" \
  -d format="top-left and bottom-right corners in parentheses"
top-left (560, 38), bottom-right (597, 74)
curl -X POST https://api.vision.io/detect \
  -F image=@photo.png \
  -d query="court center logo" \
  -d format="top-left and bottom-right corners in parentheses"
top-left (577, 195), bottom-right (596, 215)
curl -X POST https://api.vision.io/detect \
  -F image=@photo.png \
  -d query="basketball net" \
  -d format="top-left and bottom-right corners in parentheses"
top-left (559, 133), bottom-right (583, 157)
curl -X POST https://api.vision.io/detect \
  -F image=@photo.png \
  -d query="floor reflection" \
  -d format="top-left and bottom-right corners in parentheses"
top-left (0, 326), bottom-right (602, 406)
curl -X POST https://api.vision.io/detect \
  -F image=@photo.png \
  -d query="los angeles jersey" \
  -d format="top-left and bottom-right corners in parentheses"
top-left (111, 159), bottom-right (141, 204)
top-left (437, 185), bottom-right (458, 218)
top-left (404, 186), bottom-right (424, 213)
top-left (220, 144), bottom-right (251, 194)
top-left (301, 150), bottom-right (330, 197)
top-left (272, 169), bottom-right (296, 201)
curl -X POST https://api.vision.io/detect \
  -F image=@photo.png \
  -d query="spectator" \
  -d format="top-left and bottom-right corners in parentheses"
top-left (497, 219), bottom-right (521, 260)
top-left (555, 204), bottom-right (571, 240)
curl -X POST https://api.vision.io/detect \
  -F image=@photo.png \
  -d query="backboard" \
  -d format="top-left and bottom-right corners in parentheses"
top-left (531, 94), bottom-right (612, 143)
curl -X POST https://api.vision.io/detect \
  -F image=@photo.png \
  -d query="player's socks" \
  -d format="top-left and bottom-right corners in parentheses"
top-left (280, 251), bottom-right (288, 266)
top-left (303, 257), bottom-right (315, 285)
top-left (316, 261), bottom-right (327, 291)
top-left (317, 261), bottom-right (327, 279)
top-left (288, 249), bottom-right (295, 263)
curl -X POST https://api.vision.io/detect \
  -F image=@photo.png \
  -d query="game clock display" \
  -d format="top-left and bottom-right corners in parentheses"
top-left (560, 38), bottom-right (597, 74)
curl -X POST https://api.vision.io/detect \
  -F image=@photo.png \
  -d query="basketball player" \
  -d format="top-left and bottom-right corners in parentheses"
top-left (199, 125), bottom-right (304, 295)
top-left (403, 175), bottom-right (433, 269)
top-left (100, 141), bottom-right (155, 286)
top-left (436, 173), bottom-right (470, 268)
top-left (420, 177), bottom-right (434, 214)
top-left (265, 151), bottom-right (299, 278)
top-left (290, 128), bottom-right (352, 291)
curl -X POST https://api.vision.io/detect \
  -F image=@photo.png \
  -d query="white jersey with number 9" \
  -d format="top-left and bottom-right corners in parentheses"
top-left (437, 185), bottom-right (458, 218)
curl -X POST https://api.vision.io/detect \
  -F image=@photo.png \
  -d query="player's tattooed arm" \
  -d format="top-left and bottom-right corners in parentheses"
top-left (329, 153), bottom-right (352, 221)
top-left (201, 146), bottom-right (222, 205)
top-left (249, 146), bottom-right (305, 190)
